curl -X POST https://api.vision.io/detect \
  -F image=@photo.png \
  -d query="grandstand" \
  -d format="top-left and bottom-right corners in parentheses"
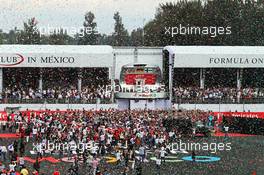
top-left (163, 46), bottom-right (264, 111)
top-left (0, 45), bottom-right (264, 111)
top-left (0, 45), bottom-right (114, 106)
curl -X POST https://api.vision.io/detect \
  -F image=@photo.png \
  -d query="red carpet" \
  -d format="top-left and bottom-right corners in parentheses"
top-left (0, 133), bottom-right (20, 138)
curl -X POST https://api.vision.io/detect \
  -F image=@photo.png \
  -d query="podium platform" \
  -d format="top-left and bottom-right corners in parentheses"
top-left (115, 92), bottom-right (171, 110)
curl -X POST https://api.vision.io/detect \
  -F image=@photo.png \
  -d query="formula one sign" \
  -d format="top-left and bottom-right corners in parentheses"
top-left (174, 55), bottom-right (264, 68)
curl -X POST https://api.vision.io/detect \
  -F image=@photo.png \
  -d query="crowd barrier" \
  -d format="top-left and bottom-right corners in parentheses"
top-left (213, 112), bottom-right (264, 119)
top-left (1, 110), bottom-right (264, 120)
top-left (0, 98), bottom-right (112, 104)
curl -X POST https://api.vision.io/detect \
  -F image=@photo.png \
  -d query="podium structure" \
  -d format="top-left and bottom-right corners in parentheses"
top-left (115, 63), bottom-right (171, 110)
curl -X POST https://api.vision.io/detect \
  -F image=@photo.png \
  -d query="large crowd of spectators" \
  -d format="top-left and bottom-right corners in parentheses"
top-left (1, 68), bottom-right (112, 103)
top-left (173, 87), bottom-right (264, 103)
top-left (3, 67), bottom-right (264, 104)
top-left (1, 86), bottom-right (112, 102)
top-left (3, 85), bottom-right (264, 104)
top-left (3, 68), bottom-right (109, 90)
top-left (0, 109), bottom-right (211, 175)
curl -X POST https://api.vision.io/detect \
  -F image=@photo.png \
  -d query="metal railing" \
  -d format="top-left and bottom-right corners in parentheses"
top-left (1, 97), bottom-right (264, 104)
top-left (0, 98), bottom-right (112, 104)
top-left (173, 97), bottom-right (264, 104)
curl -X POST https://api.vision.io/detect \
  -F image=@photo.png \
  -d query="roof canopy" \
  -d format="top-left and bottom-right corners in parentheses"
top-left (164, 46), bottom-right (264, 68)
top-left (0, 45), bottom-right (113, 67)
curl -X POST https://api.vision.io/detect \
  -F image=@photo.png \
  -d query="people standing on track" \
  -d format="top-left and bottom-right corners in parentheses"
top-left (224, 125), bottom-right (229, 140)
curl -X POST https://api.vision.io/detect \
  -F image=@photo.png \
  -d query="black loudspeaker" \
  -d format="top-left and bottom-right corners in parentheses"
top-left (163, 118), bottom-right (192, 135)
top-left (223, 116), bottom-right (264, 135)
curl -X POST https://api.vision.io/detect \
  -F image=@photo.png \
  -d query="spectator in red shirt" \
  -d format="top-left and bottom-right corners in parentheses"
top-left (53, 169), bottom-right (60, 175)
